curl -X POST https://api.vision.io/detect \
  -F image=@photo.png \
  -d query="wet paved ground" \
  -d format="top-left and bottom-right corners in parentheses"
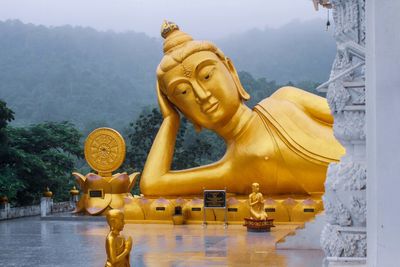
top-left (0, 216), bottom-right (324, 267)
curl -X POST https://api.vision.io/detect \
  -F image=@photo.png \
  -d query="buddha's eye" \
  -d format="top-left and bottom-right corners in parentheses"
top-left (199, 65), bottom-right (215, 81)
top-left (205, 68), bottom-right (215, 81)
top-left (173, 84), bottom-right (191, 96)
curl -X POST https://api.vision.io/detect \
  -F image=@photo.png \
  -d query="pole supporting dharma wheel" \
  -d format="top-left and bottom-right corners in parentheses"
top-left (84, 128), bottom-right (126, 177)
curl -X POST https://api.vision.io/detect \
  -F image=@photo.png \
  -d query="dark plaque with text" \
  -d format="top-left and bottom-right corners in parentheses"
top-left (203, 190), bottom-right (226, 208)
top-left (304, 208), bottom-right (315, 213)
top-left (89, 190), bottom-right (103, 198)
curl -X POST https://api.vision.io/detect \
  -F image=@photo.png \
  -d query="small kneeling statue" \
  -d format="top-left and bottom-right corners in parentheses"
top-left (249, 182), bottom-right (268, 220)
top-left (244, 183), bottom-right (273, 232)
top-left (105, 210), bottom-right (132, 267)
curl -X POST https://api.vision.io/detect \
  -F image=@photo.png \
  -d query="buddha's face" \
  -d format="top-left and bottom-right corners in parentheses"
top-left (160, 51), bottom-right (241, 130)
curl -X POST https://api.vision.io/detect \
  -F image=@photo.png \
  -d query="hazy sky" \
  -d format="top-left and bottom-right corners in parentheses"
top-left (0, 0), bottom-right (326, 39)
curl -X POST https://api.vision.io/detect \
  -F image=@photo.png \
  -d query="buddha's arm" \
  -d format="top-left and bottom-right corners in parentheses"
top-left (142, 153), bottom-right (230, 195)
top-left (271, 86), bottom-right (334, 124)
top-left (141, 116), bottom-right (229, 195)
top-left (250, 200), bottom-right (258, 206)
top-left (142, 115), bottom-right (180, 180)
top-left (250, 197), bottom-right (261, 206)
top-left (140, 84), bottom-right (180, 191)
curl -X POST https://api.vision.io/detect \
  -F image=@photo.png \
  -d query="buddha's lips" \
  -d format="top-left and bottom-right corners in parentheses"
top-left (203, 101), bottom-right (219, 114)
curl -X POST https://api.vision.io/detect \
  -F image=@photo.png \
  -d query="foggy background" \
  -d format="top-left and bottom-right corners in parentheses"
top-left (0, 0), bottom-right (336, 130)
top-left (0, 0), bottom-right (326, 39)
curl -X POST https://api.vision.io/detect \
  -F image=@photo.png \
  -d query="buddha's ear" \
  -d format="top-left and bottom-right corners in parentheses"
top-left (225, 57), bottom-right (250, 101)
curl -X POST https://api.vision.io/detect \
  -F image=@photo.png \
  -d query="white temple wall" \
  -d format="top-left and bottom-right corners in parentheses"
top-left (366, 0), bottom-right (400, 266)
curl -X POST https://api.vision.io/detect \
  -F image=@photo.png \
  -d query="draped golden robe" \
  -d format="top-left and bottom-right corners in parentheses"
top-left (253, 87), bottom-right (345, 194)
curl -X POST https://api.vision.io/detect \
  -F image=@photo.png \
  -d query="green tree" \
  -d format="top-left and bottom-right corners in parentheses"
top-left (239, 71), bottom-right (280, 108)
top-left (239, 71), bottom-right (323, 108)
top-left (0, 99), bottom-right (21, 201)
top-left (5, 122), bottom-right (83, 205)
top-left (0, 100), bottom-right (83, 205)
top-left (0, 99), bottom-right (14, 158)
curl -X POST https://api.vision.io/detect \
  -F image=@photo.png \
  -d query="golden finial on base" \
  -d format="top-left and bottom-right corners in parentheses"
top-left (43, 186), bottom-right (53, 198)
top-left (69, 186), bottom-right (79, 196)
top-left (0, 196), bottom-right (8, 204)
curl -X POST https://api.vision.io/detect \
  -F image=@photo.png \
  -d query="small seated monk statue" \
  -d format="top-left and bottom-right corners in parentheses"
top-left (140, 21), bottom-right (345, 196)
top-left (249, 183), bottom-right (268, 220)
top-left (105, 210), bottom-right (132, 267)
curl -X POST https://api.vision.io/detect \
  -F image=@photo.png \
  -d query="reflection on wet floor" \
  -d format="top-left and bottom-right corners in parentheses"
top-left (0, 217), bottom-right (323, 267)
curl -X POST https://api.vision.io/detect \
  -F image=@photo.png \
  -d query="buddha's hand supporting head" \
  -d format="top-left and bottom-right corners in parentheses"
top-left (157, 81), bottom-right (180, 121)
top-left (156, 21), bottom-right (250, 131)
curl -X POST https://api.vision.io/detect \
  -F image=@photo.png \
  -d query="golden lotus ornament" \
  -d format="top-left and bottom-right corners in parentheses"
top-left (73, 128), bottom-right (139, 215)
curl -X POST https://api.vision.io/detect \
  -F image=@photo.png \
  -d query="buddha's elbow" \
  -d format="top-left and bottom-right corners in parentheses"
top-left (139, 173), bottom-right (160, 195)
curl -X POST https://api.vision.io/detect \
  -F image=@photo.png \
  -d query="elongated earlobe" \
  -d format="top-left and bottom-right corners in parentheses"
top-left (225, 58), bottom-right (250, 101)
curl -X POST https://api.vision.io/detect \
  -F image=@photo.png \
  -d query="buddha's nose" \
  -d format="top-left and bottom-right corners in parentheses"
top-left (193, 83), bottom-right (211, 104)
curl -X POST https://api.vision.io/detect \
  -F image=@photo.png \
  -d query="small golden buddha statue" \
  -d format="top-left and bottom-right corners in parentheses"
top-left (249, 183), bottom-right (268, 220)
top-left (105, 210), bottom-right (132, 267)
top-left (140, 21), bottom-right (345, 196)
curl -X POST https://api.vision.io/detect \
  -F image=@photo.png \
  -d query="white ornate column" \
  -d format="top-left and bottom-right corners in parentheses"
top-left (317, 1), bottom-right (367, 266)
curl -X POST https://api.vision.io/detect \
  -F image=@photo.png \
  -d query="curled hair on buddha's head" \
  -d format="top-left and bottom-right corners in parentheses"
top-left (157, 20), bottom-right (250, 101)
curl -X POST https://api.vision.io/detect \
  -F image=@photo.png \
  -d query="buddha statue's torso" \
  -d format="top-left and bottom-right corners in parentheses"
top-left (225, 94), bottom-right (336, 195)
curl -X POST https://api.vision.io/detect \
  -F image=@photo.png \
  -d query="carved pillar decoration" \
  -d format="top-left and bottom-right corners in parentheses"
top-left (317, 0), bottom-right (367, 265)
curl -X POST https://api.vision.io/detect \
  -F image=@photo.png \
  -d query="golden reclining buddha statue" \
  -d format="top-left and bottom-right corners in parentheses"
top-left (140, 21), bottom-right (345, 197)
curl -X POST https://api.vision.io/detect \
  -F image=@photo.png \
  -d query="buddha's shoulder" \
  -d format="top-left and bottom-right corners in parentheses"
top-left (271, 86), bottom-right (304, 98)
top-left (256, 86), bottom-right (322, 108)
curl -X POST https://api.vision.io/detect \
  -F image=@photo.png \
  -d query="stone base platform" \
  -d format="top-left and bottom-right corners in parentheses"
top-left (76, 194), bottom-right (324, 224)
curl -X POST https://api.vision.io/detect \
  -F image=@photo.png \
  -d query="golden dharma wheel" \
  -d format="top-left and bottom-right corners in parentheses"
top-left (84, 128), bottom-right (126, 176)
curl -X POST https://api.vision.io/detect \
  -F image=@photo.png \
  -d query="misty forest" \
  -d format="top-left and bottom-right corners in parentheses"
top-left (0, 19), bottom-right (336, 205)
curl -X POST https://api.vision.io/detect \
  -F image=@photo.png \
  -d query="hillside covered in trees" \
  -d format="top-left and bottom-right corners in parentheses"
top-left (0, 20), bottom-right (334, 131)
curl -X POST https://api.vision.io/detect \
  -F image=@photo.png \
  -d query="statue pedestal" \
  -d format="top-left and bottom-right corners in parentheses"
top-left (172, 214), bottom-right (184, 225)
top-left (243, 218), bottom-right (274, 232)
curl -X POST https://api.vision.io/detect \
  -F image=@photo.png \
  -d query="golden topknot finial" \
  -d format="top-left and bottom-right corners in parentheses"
top-left (161, 20), bottom-right (180, 39)
top-left (160, 20), bottom-right (193, 54)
